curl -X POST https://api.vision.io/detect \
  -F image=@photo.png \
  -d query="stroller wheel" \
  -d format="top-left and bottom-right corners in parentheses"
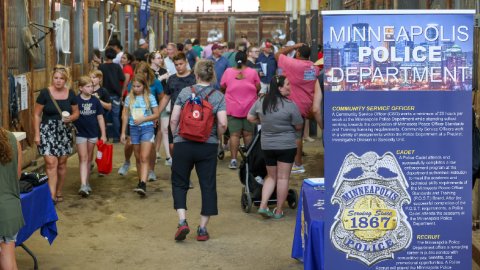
top-left (287, 189), bottom-right (299, 209)
top-left (218, 151), bottom-right (225, 160)
top-left (241, 192), bottom-right (253, 213)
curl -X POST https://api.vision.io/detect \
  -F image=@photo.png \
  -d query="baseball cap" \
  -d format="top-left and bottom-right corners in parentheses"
top-left (139, 39), bottom-right (148, 45)
top-left (264, 42), bottom-right (273, 48)
top-left (212, 44), bottom-right (224, 50)
top-left (286, 40), bottom-right (295, 47)
top-left (184, 39), bottom-right (192, 45)
top-left (212, 37), bottom-right (219, 42)
top-left (207, 37), bottom-right (213, 43)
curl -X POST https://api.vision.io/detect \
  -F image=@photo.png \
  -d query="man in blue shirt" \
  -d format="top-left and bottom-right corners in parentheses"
top-left (184, 39), bottom-right (199, 69)
top-left (206, 44), bottom-right (229, 90)
top-left (256, 42), bottom-right (277, 95)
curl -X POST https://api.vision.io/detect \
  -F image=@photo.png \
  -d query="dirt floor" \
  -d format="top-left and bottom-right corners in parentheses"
top-left (16, 135), bottom-right (325, 270)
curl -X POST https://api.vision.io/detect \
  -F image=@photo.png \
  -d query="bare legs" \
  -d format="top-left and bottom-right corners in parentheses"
top-left (44, 155), bottom-right (68, 201)
top-left (124, 137), bottom-right (133, 163)
top-left (78, 142), bottom-right (95, 185)
top-left (303, 119), bottom-right (310, 138)
top-left (149, 142), bottom-right (156, 171)
top-left (294, 139), bottom-right (303, 166)
top-left (176, 209), bottom-right (211, 227)
top-left (230, 131), bottom-right (242, 160)
top-left (56, 155), bottom-right (68, 199)
top-left (160, 117), bottom-right (171, 159)
top-left (133, 142), bottom-right (153, 183)
top-left (230, 130), bottom-right (253, 160)
top-left (259, 161), bottom-right (293, 215)
top-left (0, 240), bottom-right (17, 270)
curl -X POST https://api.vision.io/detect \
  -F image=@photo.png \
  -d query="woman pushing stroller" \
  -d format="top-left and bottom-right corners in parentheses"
top-left (247, 75), bottom-right (303, 218)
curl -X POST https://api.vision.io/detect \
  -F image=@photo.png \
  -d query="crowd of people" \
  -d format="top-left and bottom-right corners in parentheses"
top-left (0, 35), bottom-right (324, 259)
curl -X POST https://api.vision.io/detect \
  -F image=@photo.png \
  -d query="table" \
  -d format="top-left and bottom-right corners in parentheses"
top-left (16, 182), bottom-right (58, 269)
top-left (292, 182), bottom-right (325, 270)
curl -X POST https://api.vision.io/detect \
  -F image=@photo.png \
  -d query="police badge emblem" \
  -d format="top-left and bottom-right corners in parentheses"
top-left (330, 151), bottom-right (412, 267)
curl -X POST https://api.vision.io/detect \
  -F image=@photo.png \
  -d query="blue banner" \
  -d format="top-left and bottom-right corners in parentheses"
top-left (139, 0), bottom-right (150, 38)
top-left (323, 10), bottom-right (474, 270)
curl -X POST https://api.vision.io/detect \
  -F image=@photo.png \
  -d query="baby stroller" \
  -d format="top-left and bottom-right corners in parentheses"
top-left (239, 130), bottom-right (299, 213)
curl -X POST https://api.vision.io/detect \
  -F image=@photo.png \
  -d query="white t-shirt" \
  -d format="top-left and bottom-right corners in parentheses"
top-left (113, 51), bottom-right (124, 69)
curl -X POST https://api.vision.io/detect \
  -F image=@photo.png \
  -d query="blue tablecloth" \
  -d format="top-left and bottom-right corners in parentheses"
top-left (16, 183), bottom-right (58, 247)
top-left (292, 182), bottom-right (325, 270)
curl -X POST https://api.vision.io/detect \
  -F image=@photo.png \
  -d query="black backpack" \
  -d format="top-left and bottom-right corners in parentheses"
top-left (20, 172), bottom-right (49, 187)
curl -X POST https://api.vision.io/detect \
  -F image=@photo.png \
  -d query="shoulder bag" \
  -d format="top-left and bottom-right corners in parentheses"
top-left (47, 89), bottom-right (77, 142)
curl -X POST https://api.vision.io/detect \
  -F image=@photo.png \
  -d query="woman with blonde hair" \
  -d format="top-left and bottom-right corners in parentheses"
top-left (0, 127), bottom-right (24, 270)
top-left (34, 65), bottom-right (79, 204)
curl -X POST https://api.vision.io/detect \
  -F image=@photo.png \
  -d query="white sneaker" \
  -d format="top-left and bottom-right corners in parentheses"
top-left (78, 184), bottom-right (89, 196)
top-left (118, 162), bottom-right (131, 175)
top-left (165, 158), bottom-right (172, 166)
top-left (305, 137), bottom-right (315, 142)
top-left (229, 160), bottom-right (237, 169)
top-left (291, 163), bottom-right (305, 173)
top-left (156, 151), bottom-right (161, 159)
top-left (148, 170), bottom-right (157, 181)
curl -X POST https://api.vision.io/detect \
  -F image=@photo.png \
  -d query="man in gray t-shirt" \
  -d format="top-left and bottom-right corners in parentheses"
top-left (173, 85), bottom-right (227, 144)
top-left (249, 97), bottom-right (303, 150)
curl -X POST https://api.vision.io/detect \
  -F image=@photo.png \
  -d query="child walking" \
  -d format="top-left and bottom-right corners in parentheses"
top-left (73, 76), bottom-right (107, 197)
top-left (89, 70), bottom-right (112, 176)
top-left (121, 74), bottom-right (160, 196)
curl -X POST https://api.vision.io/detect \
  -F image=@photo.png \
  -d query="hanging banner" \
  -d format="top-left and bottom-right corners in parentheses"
top-left (139, 0), bottom-right (150, 38)
top-left (323, 10), bottom-right (474, 270)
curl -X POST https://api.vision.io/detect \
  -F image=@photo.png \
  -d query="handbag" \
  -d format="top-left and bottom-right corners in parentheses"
top-left (47, 89), bottom-right (77, 141)
top-left (95, 140), bottom-right (113, 175)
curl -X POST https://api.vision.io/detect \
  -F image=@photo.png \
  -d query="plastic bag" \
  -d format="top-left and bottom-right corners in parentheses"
top-left (95, 140), bottom-right (113, 175)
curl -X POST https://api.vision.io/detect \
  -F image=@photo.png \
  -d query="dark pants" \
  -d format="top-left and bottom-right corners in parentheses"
top-left (171, 141), bottom-right (218, 216)
top-left (108, 94), bottom-right (121, 140)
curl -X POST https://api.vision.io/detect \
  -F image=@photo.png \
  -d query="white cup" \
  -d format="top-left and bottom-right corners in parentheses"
top-left (62, 111), bottom-right (70, 121)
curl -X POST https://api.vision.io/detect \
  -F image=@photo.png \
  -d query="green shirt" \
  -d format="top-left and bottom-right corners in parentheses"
top-left (222, 51), bottom-right (238, 68)
top-left (0, 131), bottom-right (25, 236)
top-left (193, 45), bottom-right (203, 59)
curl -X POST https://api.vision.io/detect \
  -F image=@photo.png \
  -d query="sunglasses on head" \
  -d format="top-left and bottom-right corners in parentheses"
top-left (53, 68), bottom-right (66, 72)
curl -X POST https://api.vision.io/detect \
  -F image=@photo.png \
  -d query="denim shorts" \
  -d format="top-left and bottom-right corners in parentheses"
top-left (130, 124), bottom-right (155, 144)
top-left (0, 233), bottom-right (18, 244)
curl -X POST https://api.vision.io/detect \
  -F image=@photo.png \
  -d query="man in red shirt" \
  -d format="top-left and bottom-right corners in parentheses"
top-left (275, 44), bottom-right (320, 174)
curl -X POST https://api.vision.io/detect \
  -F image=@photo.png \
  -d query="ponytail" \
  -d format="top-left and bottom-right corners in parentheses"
top-left (235, 51), bottom-right (247, 69)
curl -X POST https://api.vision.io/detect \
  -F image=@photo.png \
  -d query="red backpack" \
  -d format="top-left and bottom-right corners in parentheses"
top-left (178, 87), bottom-right (216, 142)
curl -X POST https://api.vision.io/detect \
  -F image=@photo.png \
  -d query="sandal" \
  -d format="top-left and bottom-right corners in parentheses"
top-left (273, 207), bottom-right (283, 219)
top-left (258, 208), bottom-right (273, 218)
top-left (52, 199), bottom-right (57, 206)
top-left (56, 196), bottom-right (64, 203)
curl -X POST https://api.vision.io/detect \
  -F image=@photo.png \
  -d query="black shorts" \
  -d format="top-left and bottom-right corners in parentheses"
top-left (263, 148), bottom-right (297, 166)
